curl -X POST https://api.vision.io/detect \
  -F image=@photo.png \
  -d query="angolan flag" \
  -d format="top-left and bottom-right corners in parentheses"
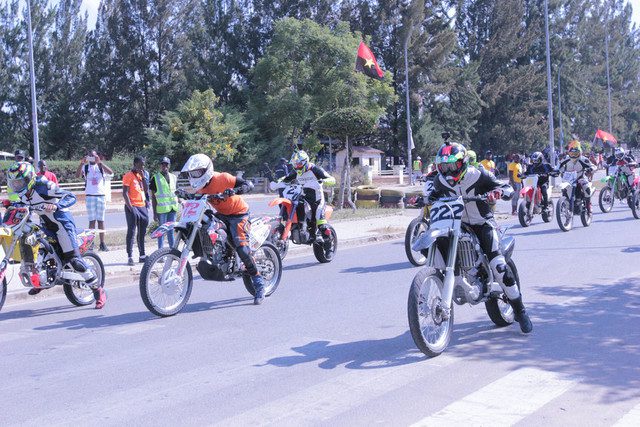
top-left (355, 41), bottom-right (384, 80)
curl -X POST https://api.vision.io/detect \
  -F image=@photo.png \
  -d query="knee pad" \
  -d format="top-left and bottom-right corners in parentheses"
top-left (489, 257), bottom-right (520, 299)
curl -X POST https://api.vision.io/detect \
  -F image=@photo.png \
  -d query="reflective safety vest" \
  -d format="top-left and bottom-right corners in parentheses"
top-left (153, 172), bottom-right (178, 213)
top-left (7, 187), bottom-right (19, 202)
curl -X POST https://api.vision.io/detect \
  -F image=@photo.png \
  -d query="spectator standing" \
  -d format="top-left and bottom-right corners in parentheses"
top-left (123, 156), bottom-right (150, 266)
top-left (273, 157), bottom-right (290, 180)
top-left (150, 157), bottom-right (178, 249)
top-left (7, 150), bottom-right (27, 202)
top-left (76, 150), bottom-right (113, 251)
top-left (479, 150), bottom-right (496, 174)
top-left (412, 156), bottom-right (423, 184)
top-left (508, 154), bottom-right (524, 215)
top-left (37, 160), bottom-right (58, 184)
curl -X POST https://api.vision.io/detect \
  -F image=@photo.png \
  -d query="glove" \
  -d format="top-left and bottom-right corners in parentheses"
top-left (223, 188), bottom-right (235, 198)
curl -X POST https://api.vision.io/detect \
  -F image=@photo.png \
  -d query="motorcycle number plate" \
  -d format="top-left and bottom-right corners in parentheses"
top-left (608, 166), bottom-right (618, 175)
top-left (181, 200), bottom-right (206, 223)
top-left (562, 171), bottom-right (577, 182)
top-left (429, 200), bottom-right (464, 228)
top-left (283, 185), bottom-right (302, 199)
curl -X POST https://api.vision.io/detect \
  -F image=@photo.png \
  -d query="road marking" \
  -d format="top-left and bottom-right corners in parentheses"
top-left (410, 367), bottom-right (576, 427)
top-left (614, 402), bottom-right (640, 426)
top-left (217, 348), bottom-right (457, 426)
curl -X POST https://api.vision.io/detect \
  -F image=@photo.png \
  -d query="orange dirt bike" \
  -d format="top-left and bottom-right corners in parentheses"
top-left (267, 182), bottom-right (337, 263)
top-left (0, 204), bottom-right (104, 312)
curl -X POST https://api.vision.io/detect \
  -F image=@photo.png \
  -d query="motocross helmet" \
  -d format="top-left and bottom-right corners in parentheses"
top-left (467, 150), bottom-right (478, 165)
top-left (435, 143), bottom-right (468, 185)
top-left (181, 154), bottom-right (214, 191)
top-left (7, 162), bottom-right (36, 197)
top-left (531, 151), bottom-right (543, 164)
top-left (291, 150), bottom-right (310, 172)
top-left (567, 140), bottom-right (582, 159)
top-left (614, 147), bottom-right (625, 160)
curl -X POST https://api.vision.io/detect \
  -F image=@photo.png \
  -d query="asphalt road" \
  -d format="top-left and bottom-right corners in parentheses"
top-left (1, 202), bottom-right (639, 425)
top-left (72, 195), bottom-right (276, 229)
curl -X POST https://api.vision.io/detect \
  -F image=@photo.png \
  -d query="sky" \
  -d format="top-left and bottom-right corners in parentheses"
top-left (78, 0), bottom-right (640, 31)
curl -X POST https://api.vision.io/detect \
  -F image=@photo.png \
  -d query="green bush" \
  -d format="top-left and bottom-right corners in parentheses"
top-left (0, 159), bottom-right (131, 185)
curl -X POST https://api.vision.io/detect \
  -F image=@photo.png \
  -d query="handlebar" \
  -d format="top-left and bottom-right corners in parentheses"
top-left (175, 189), bottom-right (226, 201)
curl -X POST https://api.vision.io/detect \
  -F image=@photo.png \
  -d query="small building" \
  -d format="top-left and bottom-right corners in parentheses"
top-left (335, 146), bottom-right (384, 174)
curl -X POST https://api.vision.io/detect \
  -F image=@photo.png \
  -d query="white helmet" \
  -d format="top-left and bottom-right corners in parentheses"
top-left (614, 147), bottom-right (625, 159)
top-left (181, 154), bottom-right (214, 190)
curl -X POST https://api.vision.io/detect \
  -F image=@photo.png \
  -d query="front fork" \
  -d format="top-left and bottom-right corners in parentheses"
top-left (440, 231), bottom-right (460, 318)
top-left (177, 224), bottom-right (201, 277)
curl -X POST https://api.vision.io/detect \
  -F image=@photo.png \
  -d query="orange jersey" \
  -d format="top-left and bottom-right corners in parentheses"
top-left (197, 172), bottom-right (249, 215)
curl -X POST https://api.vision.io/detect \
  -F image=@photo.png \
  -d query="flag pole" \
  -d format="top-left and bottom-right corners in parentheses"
top-left (543, 0), bottom-right (556, 166)
top-left (26, 0), bottom-right (41, 163)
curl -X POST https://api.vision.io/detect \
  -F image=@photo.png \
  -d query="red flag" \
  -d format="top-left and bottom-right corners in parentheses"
top-left (595, 129), bottom-right (617, 144)
top-left (355, 42), bottom-right (384, 80)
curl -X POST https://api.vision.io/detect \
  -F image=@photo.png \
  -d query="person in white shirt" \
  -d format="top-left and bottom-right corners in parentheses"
top-left (76, 150), bottom-right (114, 251)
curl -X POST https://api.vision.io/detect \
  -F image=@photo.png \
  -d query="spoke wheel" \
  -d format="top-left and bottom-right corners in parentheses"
top-left (517, 202), bottom-right (532, 227)
top-left (631, 190), bottom-right (640, 219)
top-left (64, 252), bottom-right (104, 306)
top-left (313, 225), bottom-right (337, 263)
top-left (556, 197), bottom-right (573, 232)
top-left (243, 243), bottom-right (282, 297)
top-left (407, 269), bottom-right (453, 357)
top-left (485, 260), bottom-right (520, 326)
top-left (598, 187), bottom-right (614, 213)
top-left (139, 248), bottom-right (193, 317)
top-left (405, 217), bottom-right (428, 266)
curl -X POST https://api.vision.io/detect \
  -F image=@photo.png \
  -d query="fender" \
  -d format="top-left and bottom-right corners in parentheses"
top-left (268, 198), bottom-right (292, 208)
top-left (151, 221), bottom-right (180, 239)
top-left (411, 227), bottom-right (450, 252)
top-left (520, 186), bottom-right (534, 200)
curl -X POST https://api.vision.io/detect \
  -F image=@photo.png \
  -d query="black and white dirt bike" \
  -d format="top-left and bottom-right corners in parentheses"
top-left (139, 192), bottom-right (282, 317)
top-left (555, 171), bottom-right (594, 232)
top-left (0, 204), bottom-right (105, 312)
top-left (407, 195), bottom-right (521, 357)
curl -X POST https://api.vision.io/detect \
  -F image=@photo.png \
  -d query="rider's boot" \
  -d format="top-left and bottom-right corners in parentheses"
top-left (252, 275), bottom-right (266, 305)
top-left (509, 296), bottom-right (533, 333)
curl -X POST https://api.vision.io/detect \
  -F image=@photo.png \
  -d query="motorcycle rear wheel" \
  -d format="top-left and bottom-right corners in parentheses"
top-left (313, 225), bottom-right (337, 263)
top-left (140, 248), bottom-right (193, 317)
top-left (517, 202), bottom-right (531, 227)
top-left (485, 260), bottom-right (520, 327)
top-left (408, 269), bottom-right (453, 357)
top-left (405, 217), bottom-right (428, 266)
top-left (0, 278), bottom-right (6, 312)
top-left (598, 187), bottom-right (614, 213)
top-left (556, 197), bottom-right (573, 232)
top-left (243, 242), bottom-right (282, 297)
top-left (631, 190), bottom-right (640, 219)
top-left (64, 251), bottom-right (104, 306)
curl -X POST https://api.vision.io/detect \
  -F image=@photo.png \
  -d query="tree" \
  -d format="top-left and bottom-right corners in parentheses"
top-left (145, 89), bottom-right (247, 169)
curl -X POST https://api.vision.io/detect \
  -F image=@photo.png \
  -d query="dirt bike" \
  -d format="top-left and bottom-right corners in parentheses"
top-left (599, 163), bottom-right (637, 214)
top-left (139, 191), bottom-right (282, 317)
top-left (556, 171), bottom-right (593, 232)
top-left (267, 182), bottom-right (337, 263)
top-left (517, 174), bottom-right (554, 227)
top-left (407, 195), bottom-right (520, 357)
top-left (0, 204), bottom-right (104, 312)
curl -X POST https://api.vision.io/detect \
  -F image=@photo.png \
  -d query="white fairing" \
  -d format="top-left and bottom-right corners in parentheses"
top-left (181, 154), bottom-right (214, 190)
top-left (249, 218), bottom-right (271, 251)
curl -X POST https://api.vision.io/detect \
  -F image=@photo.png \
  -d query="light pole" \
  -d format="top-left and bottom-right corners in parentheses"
top-left (604, 10), bottom-right (613, 133)
top-left (403, 24), bottom-right (414, 185)
top-left (543, 0), bottom-right (556, 166)
top-left (25, 0), bottom-right (41, 163)
top-left (557, 63), bottom-right (564, 150)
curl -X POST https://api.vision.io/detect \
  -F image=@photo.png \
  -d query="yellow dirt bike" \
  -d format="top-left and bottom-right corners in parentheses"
top-left (0, 204), bottom-right (104, 312)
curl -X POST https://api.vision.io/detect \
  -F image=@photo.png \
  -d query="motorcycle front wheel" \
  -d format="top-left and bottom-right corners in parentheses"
top-left (517, 202), bottom-right (532, 227)
top-left (64, 251), bottom-right (105, 306)
top-left (243, 242), bottom-right (282, 297)
top-left (407, 268), bottom-right (453, 357)
top-left (139, 248), bottom-right (193, 317)
top-left (405, 217), bottom-right (428, 266)
top-left (270, 226), bottom-right (289, 260)
top-left (485, 260), bottom-right (520, 326)
top-left (598, 187), bottom-right (614, 213)
top-left (631, 190), bottom-right (640, 219)
top-left (580, 200), bottom-right (593, 227)
top-left (556, 196), bottom-right (573, 232)
top-left (541, 201), bottom-right (554, 223)
top-left (313, 225), bottom-right (337, 263)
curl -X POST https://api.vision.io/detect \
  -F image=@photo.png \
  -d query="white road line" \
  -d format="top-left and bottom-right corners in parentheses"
top-left (217, 350), bottom-right (457, 426)
top-left (410, 367), bottom-right (576, 427)
top-left (614, 402), bottom-right (640, 426)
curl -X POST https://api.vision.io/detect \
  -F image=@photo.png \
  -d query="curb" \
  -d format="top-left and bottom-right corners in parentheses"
top-left (3, 232), bottom-right (405, 307)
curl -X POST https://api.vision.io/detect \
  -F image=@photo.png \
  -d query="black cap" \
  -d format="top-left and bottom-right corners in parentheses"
top-left (160, 157), bottom-right (171, 165)
top-left (14, 149), bottom-right (26, 158)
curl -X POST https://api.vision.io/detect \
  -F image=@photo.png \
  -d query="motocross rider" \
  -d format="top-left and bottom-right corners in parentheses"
top-left (181, 154), bottom-right (267, 305)
top-left (558, 140), bottom-right (597, 213)
top-left (280, 151), bottom-right (336, 243)
top-left (526, 151), bottom-right (557, 212)
top-left (6, 162), bottom-right (106, 308)
top-left (605, 147), bottom-right (637, 187)
top-left (426, 142), bottom-right (533, 333)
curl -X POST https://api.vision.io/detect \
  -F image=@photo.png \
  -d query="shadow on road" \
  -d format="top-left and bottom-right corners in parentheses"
top-left (508, 227), bottom-right (565, 237)
top-left (32, 310), bottom-right (155, 330)
top-left (341, 262), bottom-right (412, 274)
top-left (0, 305), bottom-right (83, 321)
top-left (182, 297), bottom-right (254, 313)
top-left (262, 331), bottom-right (426, 370)
top-left (449, 276), bottom-right (640, 405)
top-left (284, 261), bottom-right (321, 271)
top-left (595, 216), bottom-right (637, 223)
top-left (622, 246), bottom-right (640, 253)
